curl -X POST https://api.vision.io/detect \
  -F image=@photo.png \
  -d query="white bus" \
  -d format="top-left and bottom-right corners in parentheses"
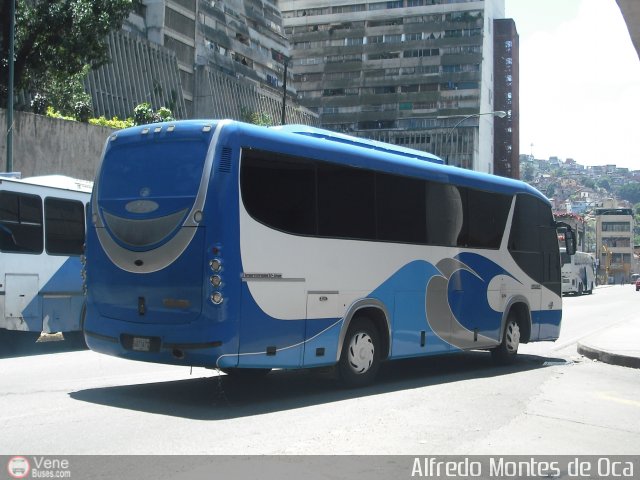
top-left (561, 249), bottom-right (595, 295)
top-left (0, 175), bottom-right (92, 337)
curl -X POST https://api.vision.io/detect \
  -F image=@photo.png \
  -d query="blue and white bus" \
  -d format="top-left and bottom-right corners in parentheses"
top-left (0, 175), bottom-right (92, 337)
top-left (84, 120), bottom-right (575, 386)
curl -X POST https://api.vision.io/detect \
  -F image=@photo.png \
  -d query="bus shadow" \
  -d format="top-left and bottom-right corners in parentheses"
top-left (0, 330), bottom-right (87, 358)
top-left (69, 351), bottom-right (566, 420)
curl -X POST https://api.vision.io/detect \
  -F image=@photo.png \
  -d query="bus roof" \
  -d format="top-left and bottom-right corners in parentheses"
top-left (1, 175), bottom-right (93, 193)
top-left (106, 119), bottom-right (549, 204)
top-left (272, 124), bottom-right (445, 165)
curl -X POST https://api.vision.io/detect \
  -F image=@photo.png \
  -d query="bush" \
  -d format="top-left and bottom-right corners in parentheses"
top-left (74, 101), bottom-right (93, 123)
top-left (132, 103), bottom-right (174, 125)
top-left (88, 116), bottom-right (134, 129)
top-left (156, 106), bottom-right (174, 121)
top-left (133, 102), bottom-right (154, 125)
top-left (31, 93), bottom-right (49, 114)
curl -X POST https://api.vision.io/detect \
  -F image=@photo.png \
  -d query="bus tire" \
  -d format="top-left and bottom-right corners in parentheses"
top-left (338, 318), bottom-right (381, 388)
top-left (491, 312), bottom-right (520, 365)
top-left (577, 283), bottom-right (583, 295)
top-left (586, 283), bottom-right (593, 295)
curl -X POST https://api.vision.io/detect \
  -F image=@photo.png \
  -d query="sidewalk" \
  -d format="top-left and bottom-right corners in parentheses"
top-left (577, 316), bottom-right (640, 369)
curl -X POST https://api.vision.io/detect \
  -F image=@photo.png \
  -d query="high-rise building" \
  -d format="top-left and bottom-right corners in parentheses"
top-left (86, 0), bottom-right (317, 125)
top-left (493, 18), bottom-right (519, 178)
top-left (281, 0), bottom-right (513, 174)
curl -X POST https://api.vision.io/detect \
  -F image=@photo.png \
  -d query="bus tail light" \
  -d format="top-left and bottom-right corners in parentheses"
top-left (208, 247), bottom-right (223, 305)
top-left (211, 292), bottom-right (223, 305)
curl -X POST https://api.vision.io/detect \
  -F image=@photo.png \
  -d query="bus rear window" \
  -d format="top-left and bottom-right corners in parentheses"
top-left (100, 139), bottom-right (208, 200)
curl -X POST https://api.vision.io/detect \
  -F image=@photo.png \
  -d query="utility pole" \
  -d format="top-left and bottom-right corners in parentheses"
top-left (280, 61), bottom-right (288, 126)
top-left (6, 0), bottom-right (16, 172)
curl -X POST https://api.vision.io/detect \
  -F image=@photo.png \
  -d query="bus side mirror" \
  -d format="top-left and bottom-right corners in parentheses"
top-left (556, 221), bottom-right (576, 255)
top-left (564, 228), bottom-right (576, 255)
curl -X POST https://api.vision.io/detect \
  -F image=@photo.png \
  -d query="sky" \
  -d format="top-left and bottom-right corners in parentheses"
top-left (504, 0), bottom-right (640, 170)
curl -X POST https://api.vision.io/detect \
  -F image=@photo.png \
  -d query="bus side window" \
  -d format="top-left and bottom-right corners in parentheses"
top-left (426, 183), bottom-right (463, 246)
top-left (240, 151), bottom-right (316, 236)
top-left (317, 163), bottom-right (375, 239)
top-left (45, 197), bottom-right (86, 255)
top-left (376, 172), bottom-right (426, 244)
top-left (0, 191), bottom-right (43, 253)
top-left (508, 194), bottom-right (543, 283)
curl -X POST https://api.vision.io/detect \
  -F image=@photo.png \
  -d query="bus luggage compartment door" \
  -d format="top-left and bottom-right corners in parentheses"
top-left (4, 274), bottom-right (41, 330)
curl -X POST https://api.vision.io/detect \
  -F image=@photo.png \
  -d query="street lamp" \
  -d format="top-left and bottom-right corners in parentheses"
top-left (444, 110), bottom-right (507, 167)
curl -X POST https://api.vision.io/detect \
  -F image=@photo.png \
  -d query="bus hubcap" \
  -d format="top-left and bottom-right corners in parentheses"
top-left (505, 321), bottom-right (521, 353)
top-left (348, 332), bottom-right (374, 374)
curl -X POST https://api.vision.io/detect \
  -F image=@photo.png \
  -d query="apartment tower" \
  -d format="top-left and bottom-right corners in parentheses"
top-left (86, 0), bottom-right (317, 125)
top-left (281, 0), bottom-right (509, 173)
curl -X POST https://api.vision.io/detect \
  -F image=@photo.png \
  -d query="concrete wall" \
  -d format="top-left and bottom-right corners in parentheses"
top-left (0, 109), bottom-right (114, 181)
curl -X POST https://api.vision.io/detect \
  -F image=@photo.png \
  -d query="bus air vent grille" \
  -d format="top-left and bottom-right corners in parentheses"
top-left (219, 148), bottom-right (232, 173)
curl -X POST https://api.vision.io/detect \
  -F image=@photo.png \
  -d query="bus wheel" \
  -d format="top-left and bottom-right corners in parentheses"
top-left (491, 313), bottom-right (520, 365)
top-left (577, 283), bottom-right (583, 295)
top-left (586, 283), bottom-right (593, 295)
top-left (338, 318), bottom-right (381, 387)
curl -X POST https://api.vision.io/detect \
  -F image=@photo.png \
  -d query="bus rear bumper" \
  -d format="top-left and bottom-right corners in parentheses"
top-left (83, 317), bottom-right (229, 368)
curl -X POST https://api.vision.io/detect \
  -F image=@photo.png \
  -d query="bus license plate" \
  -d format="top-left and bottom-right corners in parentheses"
top-left (132, 337), bottom-right (152, 352)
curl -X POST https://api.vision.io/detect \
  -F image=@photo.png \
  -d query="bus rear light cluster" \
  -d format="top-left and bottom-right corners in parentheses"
top-left (81, 249), bottom-right (87, 294)
top-left (209, 254), bottom-right (223, 304)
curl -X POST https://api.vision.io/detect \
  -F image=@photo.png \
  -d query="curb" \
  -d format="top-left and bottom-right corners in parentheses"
top-left (577, 343), bottom-right (640, 369)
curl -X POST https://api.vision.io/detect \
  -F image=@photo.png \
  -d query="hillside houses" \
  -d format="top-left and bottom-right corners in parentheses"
top-left (519, 155), bottom-right (638, 214)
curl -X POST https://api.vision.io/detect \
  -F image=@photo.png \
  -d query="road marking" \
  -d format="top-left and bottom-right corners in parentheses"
top-left (596, 392), bottom-right (640, 408)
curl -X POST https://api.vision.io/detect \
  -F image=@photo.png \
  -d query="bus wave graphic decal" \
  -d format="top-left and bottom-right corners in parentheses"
top-left (426, 254), bottom-right (515, 349)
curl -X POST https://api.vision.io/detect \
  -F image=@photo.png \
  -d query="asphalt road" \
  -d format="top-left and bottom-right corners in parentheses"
top-left (1, 285), bottom-right (638, 455)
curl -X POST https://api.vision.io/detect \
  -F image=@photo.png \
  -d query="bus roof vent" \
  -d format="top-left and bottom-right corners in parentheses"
top-left (219, 147), bottom-right (232, 173)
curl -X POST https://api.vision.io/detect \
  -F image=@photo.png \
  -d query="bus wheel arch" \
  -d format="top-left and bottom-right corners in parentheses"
top-left (339, 301), bottom-right (391, 361)
top-left (338, 316), bottom-right (381, 387)
top-left (336, 301), bottom-right (390, 387)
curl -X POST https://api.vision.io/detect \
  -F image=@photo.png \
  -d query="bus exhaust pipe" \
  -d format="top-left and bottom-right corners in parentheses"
top-left (172, 349), bottom-right (185, 360)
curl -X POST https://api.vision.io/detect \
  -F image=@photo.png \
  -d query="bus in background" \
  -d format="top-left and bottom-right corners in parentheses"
top-left (84, 120), bottom-right (575, 387)
top-left (560, 249), bottom-right (595, 295)
top-left (0, 175), bottom-right (92, 339)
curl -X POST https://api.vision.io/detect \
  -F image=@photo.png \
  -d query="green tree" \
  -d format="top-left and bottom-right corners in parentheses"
top-left (522, 163), bottom-right (534, 182)
top-left (1, 0), bottom-right (136, 106)
top-left (38, 65), bottom-right (92, 118)
top-left (240, 107), bottom-right (273, 126)
top-left (545, 184), bottom-right (556, 198)
top-left (596, 178), bottom-right (611, 192)
top-left (617, 183), bottom-right (640, 205)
